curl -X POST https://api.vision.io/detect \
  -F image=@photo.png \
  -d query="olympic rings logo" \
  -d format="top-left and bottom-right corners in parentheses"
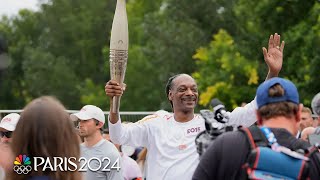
top-left (13, 165), bottom-right (32, 174)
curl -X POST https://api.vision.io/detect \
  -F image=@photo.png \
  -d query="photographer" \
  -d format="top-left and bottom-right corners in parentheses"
top-left (192, 78), bottom-right (320, 180)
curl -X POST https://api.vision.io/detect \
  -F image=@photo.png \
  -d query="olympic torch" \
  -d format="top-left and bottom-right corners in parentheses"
top-left (109, 0), bottom-right (128, 113)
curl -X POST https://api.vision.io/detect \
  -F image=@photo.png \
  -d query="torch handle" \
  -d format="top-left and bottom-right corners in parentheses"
top-left (112, 96), bottom-right (121, 113)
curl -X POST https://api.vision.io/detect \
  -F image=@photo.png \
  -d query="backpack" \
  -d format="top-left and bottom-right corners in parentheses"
top-left (240, 126), bottom-right (319, 180)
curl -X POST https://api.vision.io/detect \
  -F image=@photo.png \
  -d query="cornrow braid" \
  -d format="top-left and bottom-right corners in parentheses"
top-left (165, 74), bottom-right (182, 109)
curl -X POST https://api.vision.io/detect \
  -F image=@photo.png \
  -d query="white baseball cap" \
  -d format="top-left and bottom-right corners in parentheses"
top-left (70, 105), bottom-right (105, 124)
top-left (0, 113), bottom-right (20, 131)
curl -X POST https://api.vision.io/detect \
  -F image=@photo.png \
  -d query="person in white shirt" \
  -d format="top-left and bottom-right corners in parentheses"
top-left (71, 105), bottom-right (122, 180)
top-left (105, 33), bottom-right (285, 180)
top-left (103, 128), bottom-right (142, 180)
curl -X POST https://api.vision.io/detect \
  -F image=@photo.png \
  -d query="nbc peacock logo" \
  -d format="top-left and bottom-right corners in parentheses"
top-left (13, 154), bottom-right (32, 174)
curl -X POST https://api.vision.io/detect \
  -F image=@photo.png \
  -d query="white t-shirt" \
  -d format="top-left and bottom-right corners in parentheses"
top-left (80, 139), bottom-right (123, 180)
top-left (0, 167), bottom-right (5, 180)
top-left (121, 154), bottom-right (142, 180)
top-left (109, 100), bottom-right (257, 180)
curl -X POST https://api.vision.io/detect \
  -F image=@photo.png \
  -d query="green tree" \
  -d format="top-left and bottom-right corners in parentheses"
top-left (283, 2), bottom-right (320, 105)
top-left (22, 47), bottom-right (80, 107)
top-left (233, 0), bottom-right (320, 106)
top-left (1, 0), bottom-right (319, 112)
top-left (192, 30), bottom-right (258, 109)
top-left (0, 10), bottom-right (43, 108)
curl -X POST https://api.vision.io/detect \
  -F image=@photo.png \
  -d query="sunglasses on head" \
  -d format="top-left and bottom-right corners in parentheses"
top-left (0, 131), bottom-right (13, 138)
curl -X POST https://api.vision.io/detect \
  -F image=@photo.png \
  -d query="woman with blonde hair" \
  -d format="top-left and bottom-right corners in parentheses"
top-left (6, 96), bottom-right (82, 180)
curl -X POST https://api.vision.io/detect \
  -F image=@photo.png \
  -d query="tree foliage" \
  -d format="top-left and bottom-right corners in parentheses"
top-left (0, 0), bottom-right (319, 111)
top-left (193, 30), bottom-right (258, 109)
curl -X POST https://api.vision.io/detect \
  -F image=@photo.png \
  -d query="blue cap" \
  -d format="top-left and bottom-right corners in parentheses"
top-left (256, 77), bottom-right (299, 108)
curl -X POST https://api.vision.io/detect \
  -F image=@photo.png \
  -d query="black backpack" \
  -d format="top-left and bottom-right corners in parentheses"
top-left (239, 126), bottom-right (319, 180)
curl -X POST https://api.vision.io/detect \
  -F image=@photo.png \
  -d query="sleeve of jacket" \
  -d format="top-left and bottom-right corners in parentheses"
top-left (108, 114), bottom-right (157, 148)
top-left (229, 97), bottom-right (257, 127)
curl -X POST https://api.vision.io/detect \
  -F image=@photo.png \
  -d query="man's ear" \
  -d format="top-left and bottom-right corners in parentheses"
top-left (96, 122), bottom-right (104, 129)
top-left (256, 110), bottom-right (263, 125)
top-left (168, 90), bottom-right (173, 101)
top-left (295, 104), bottom-right (303, 123)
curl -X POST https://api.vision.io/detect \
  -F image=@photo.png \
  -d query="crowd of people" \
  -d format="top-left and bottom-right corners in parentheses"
top-left (0, 32), bottom-right (319, 180)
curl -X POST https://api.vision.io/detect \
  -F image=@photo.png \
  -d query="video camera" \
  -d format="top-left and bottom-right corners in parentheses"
top-left (308, 127), bottom-right (320, 146)
top-left (195, 98), bottom-right (235, 157)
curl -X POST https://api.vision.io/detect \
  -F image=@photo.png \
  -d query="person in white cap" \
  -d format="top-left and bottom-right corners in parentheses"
top-left (0, 113), bottom-right (20, 144)
top-left (0, 113), bottom-right (20, 180)
top-left (71, 105), bottom-right (122, 180)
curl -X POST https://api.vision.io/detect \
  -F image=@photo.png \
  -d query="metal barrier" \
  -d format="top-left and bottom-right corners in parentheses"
top-left (0, 110), bottom-right (155, 123)
top-left (1, 110), bottom-right (318, 123)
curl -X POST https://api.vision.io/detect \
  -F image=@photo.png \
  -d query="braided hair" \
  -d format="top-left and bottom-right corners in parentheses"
top-left (165, 74), bottom-right (183, 109)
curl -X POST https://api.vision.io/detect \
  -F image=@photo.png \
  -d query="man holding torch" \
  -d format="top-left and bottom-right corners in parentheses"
top-left (105, 32), bottom-right (285, 179)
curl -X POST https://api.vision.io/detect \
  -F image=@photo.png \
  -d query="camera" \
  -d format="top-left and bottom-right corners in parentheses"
top-left (195, 99), bottom-right (234, 157)
top-left (308, 134), bottom-right (320, 152)
top-left (308, 134), bottom-right (320, 146)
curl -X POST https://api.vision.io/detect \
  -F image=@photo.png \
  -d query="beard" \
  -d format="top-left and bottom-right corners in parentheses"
top-left (79, 129), bottom-right (89, 137)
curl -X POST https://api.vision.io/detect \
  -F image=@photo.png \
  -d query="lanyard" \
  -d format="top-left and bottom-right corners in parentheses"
top-left (260, 126), bottom-right (279, 150)
top-left (260, 126), bottom-right (309, 160)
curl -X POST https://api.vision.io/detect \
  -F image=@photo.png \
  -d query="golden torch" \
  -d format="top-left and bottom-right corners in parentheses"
top-left (109, 0), bottom-right (128, 113)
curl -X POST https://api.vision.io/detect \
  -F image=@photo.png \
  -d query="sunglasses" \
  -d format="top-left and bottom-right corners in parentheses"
top-left (0, 131), bottom-right (13, 138)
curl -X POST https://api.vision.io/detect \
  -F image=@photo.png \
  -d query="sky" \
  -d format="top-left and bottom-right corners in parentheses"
top-left (0, 0), bottom-right (39, 17)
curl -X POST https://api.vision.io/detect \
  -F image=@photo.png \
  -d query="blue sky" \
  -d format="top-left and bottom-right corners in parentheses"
top-left (0, 0), bottom-right (39, 16)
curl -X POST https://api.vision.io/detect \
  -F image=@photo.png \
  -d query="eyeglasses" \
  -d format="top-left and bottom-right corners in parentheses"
top-left (0, 131), bottom-right (13, 138)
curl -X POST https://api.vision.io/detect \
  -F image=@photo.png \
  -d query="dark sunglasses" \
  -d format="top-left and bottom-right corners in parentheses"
top-left (0, 131), bottom-right (13, 138)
